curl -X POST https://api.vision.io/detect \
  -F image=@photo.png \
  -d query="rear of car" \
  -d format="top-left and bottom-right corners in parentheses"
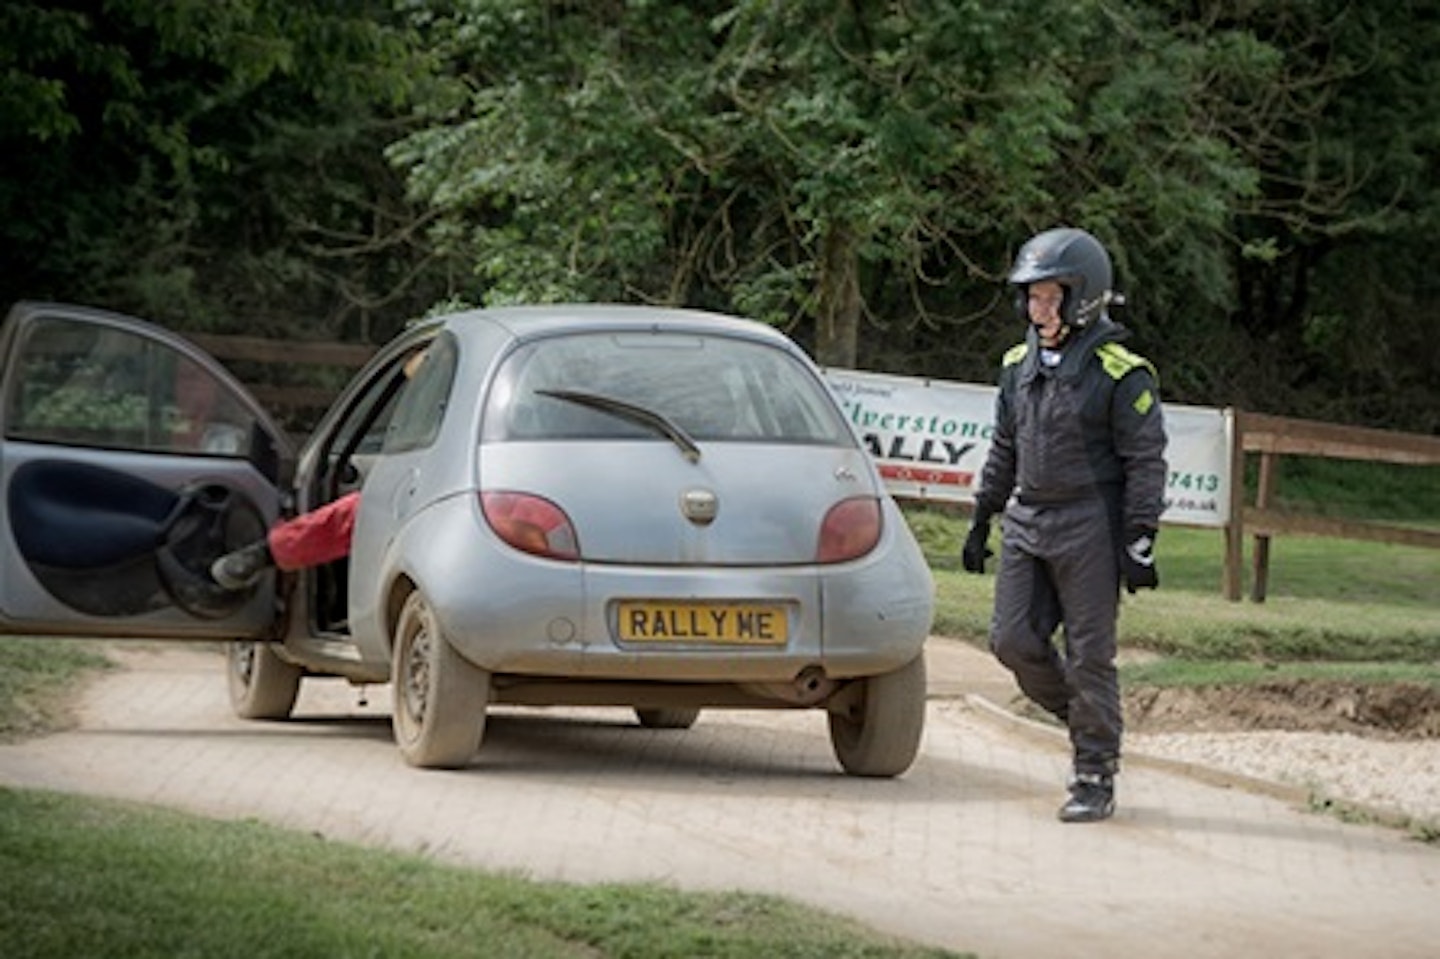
top-left (458, 313), bottom-right (930, 669)
top-left (359, 306), bottom-right (934, 774)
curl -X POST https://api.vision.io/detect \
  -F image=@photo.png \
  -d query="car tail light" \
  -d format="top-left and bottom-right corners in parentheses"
top-left (480, 491), bottom-right (580, 560)
top-left (816, 496), bottom-right (881, 563)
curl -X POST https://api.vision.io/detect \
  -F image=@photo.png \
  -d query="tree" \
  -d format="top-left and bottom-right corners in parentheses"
top-left (0, 0), bottom-right (451, 342)
top-left (390, 1), bottom-right (1271, 373)
top-left (5, 0), bottom-right (1435, 431)
top-left (1216, 0), bottom-right (1440, 430)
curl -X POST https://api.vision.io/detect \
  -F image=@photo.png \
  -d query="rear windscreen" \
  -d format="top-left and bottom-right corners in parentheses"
top-left (482, 331), bottom-right (852, 446)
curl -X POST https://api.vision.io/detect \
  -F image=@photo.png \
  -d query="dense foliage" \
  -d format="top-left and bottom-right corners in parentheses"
top-left (4, 0), bottom-right (1437, 431)
top-left (1, 0), bottom-right (457, 343)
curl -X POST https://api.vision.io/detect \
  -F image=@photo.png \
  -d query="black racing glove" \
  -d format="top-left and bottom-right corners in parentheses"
top-left (961, 509), bottom-right (994, 574)
top-left (1121, 527), bottom-right (1159, 594)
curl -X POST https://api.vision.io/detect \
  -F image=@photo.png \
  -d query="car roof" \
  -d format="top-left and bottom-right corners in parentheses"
top-left (429, 304), bottom-right (795, 349)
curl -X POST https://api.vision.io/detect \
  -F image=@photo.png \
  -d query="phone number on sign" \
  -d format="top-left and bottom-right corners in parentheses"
top-left (1168, 471), bottom-right (1220, 493)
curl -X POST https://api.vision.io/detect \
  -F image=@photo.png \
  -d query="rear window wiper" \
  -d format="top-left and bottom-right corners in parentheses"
top-left (535, 388), bottom-right (701, 462)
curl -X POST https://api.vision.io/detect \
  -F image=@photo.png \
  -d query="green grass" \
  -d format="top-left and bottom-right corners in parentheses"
top-left (914, 507), bottom-right (1440, 682)
top-left (1119, 657), bottom-right (1440, 688)
top-left (1257, 458), bottom-right (1440, 523)
top-left (0, 788), bottom-right (963, 959)
top-left (0, 637), bottom-right (112, 740)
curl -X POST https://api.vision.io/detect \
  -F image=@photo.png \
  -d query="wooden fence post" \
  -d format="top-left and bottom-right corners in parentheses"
top-left (1251, 450), bottom-right (1278, 602)
top-left (1222, 407), bottom-right (1245, 601)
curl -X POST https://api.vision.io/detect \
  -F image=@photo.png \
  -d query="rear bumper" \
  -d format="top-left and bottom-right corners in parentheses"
top-left (376, 493), bottom-right (933, 685)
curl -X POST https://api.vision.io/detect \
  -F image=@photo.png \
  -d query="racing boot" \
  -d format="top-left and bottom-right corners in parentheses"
top-left (1058, 771), bottom-right (1115, 823)
top-left (209, 540), bottom-right (274, 591)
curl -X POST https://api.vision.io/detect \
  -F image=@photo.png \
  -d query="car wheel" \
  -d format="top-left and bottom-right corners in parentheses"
top-left (227, 640), bottom-right (302, 720)
top-left (827, 653), bottom-right (926, 778)
top-left (634, 707), bottom-right (700, 729)
top-left (391, 591), bottom-right (489, 769)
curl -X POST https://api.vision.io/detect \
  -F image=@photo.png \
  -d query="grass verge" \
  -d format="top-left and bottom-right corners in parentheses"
top-left (0, 787), bottom-right (965, 959)
top-left (923, 521), bottom-right (1440, 681)
top-left (0, 638), bottom-right (112, 740)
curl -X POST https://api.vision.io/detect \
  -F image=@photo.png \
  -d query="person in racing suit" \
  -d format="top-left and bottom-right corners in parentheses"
top-left (208, 490), bottom-right (360, 589)
top-left (962, 227), bottom-right (1167, 823)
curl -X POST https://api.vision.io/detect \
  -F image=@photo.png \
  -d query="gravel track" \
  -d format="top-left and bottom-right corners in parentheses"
top-left (1127, 728), bottom-right (1440, 827)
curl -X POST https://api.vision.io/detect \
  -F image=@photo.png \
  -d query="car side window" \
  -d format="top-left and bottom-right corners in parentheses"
top-left (383, 334), bottom-right (457, 454)
top-left (309, 336), bottom-right (446, 503)
top-left (4, 315), bottom-right (259, 457)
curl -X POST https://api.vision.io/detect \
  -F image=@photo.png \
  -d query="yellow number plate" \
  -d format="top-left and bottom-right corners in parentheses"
top-left (617, 601), bottom-right (789, 645)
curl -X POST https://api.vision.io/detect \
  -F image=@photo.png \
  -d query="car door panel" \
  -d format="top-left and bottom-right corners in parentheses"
top-left (0, 302), bottom-right (293, 640)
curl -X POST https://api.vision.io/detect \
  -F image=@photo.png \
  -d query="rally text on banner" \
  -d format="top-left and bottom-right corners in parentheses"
top-left (823, 368), bottom-right (1231, 528)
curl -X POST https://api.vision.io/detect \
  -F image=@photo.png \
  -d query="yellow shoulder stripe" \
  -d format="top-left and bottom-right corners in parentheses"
top-left (1097, 342), bottom-right (1158, 385)
top-left (1002, 343), bottom-right (1028, 367)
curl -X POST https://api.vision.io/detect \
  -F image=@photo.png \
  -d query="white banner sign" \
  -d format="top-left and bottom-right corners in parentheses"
top-left (823, 368), bottom-right (1231, 527)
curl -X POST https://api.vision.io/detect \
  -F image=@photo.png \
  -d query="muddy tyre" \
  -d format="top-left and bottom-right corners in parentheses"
top-left (827, 653), bottom-right (926, 777)
top-left (227, 641), bottom-right (302, 720)
top-left (391, 592), bottom-right (490, 769)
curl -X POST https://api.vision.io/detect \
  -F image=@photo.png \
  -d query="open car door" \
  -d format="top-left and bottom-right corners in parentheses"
top-left (0, 302), bottom-right (294, 640)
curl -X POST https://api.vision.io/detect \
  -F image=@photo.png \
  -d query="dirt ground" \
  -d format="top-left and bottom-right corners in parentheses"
top-left (994, 670), bottom-right (1440, 830)
top-left (1121, 679), bottom-right (1440, 739)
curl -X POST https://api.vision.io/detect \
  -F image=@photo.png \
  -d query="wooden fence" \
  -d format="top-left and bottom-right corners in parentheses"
top-left (186, 332), bottom-right (376, 433)
top-left (1223, 410), bottom-right (1440, 602)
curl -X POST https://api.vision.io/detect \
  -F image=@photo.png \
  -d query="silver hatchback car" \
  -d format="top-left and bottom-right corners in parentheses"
top-left (0, 302), bottom-right (934, 776)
